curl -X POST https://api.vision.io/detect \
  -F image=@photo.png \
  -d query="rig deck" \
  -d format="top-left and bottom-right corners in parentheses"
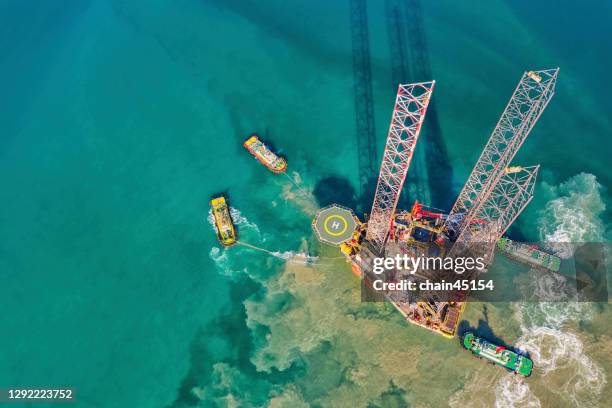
top-left (346, 204), bottom-right (467, 338)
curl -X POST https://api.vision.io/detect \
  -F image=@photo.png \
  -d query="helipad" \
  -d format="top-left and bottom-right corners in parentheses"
top-left (312, 204), bottom-right (358, 246)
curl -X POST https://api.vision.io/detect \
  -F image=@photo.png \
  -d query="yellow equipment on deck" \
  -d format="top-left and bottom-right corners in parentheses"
top-left (527, 71), bottom-right (542, 82)
top-left (504, 166), bottom-right (523, 174)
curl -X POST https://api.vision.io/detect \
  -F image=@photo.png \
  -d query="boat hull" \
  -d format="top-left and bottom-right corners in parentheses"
top-left (210, 196), bottom-right (236, 246)
top-left (463, 332), bottom-right (533, 376)
top-left (243, 135), bottom-right (287, 173)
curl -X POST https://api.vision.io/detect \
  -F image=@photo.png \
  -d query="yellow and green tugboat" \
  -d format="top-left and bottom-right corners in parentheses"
top-left (463, 332), bottom-right (533, 377)
top-left (243, 135), bottom-right (287, 173)
top-left (210, 196), bottom-right (236, 246)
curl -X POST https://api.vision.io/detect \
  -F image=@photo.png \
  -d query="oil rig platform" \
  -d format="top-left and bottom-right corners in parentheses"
top-left (313, 69), bottom-right (559, 338)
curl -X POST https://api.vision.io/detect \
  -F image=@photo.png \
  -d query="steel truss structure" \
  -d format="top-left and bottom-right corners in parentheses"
top-left (366, 82), bottom-right (434, 253)
top-left (451, 165), bottom-right (540, 263)
top-left (444, 69), bottom-right (559, 240)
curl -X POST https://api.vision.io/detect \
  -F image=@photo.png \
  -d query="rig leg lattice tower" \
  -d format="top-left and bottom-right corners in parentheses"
top-left (443, 69), bottom-right (559, 244)
top-left (366, 82), bottom-right (434, 254)
top-left (451, 165), bottom-right (540, 263)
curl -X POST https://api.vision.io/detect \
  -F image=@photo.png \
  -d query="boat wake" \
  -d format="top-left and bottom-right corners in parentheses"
top-left (537, 173), bottom-right (606, 258)
top-left (491, 298), bottom-right (605, 408)
top-left (495, 173), bottom-right (608, 407)
top-left (230, 207), bottom-right (263, 238)
top-left (208, 246), bottom-right (239, 277)
top-left (207, 206), bottom-right (320, 278)
top-left (494, 375), bottom-right (540, 408)
top-left (270, 250), bottom-right (319, 263)
top-left (206, 207), bottom-right (262, 236)
top-left (207, 207), bottom-right (264, 278)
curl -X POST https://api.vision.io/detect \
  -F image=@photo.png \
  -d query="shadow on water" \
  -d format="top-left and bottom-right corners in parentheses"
top-left (209, 190), bottom-right (230, 202)
top-left (457, 304), bottom-right (531, 358)
top-left (383, 0), bottom-right (455, 211)
top-left (313, 176), bottom-right (357, 210)
top-left (421, 105), bottom-right (455, 210)
top-left (348, 0), bottom-right (456, 217)
top-left (340, 0), bottom-right (459, 220)
top-left (403, 0), bottom-right (455, 210)
top-left (386, 0), bottom-right (428, 208)
top-left (358, 176), bottom-right (378, 216)
top-left (349, 0), bottom-right (378, 216)
top-left (504, 224), bottom-right (529, 242)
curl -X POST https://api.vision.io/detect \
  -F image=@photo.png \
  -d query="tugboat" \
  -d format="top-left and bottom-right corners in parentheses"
top-left (243, 134), bottom-right (287, 173)
top-left (463, 332), bottom-right (533, 377)
top-left (210, 196), bottom-right (236, 246)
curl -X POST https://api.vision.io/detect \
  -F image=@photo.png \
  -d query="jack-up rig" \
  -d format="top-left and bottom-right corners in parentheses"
top-left (313, 68), bottom-right (559, 338)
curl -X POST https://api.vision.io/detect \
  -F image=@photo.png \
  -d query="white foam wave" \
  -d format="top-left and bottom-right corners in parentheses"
top-left (270, 250), bottom-right (319, 263)
top-left (206, 209), bottom-right (217, 232)
top-left (208, 245), bottom-right (251, 278)
top-left (517, 300), bottom-right (592, 329)
top-left (532, 269), bottom-right (572, 302)
top-left (479, 173), bottom-right (607, 408)
top-left (209, 246), bottom-right (251, 278)
top-left (207, 207), bottom-right (263, 239)
top-left (537, 173), bottom-right (606, 258)
top-left (209, 246), bottom-right (231, 276)
top-left (494, 375), bottom-right (540, 408)
top-left (515, 173), bottom-right (606, 405)
top-left (229, 207), bottom-right (262, 236)
top-left (516, 327), bottom-right (605, 407)
top-left (507, 298), bottom-right (605, 407)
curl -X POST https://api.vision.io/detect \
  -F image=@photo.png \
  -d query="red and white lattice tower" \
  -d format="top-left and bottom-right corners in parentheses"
top-left (366, 82), bottom-right (434, 253)
top-left (444, 68), bottom-right (559, 241)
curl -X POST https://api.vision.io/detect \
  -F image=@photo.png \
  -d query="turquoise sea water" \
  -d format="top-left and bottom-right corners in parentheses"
top-left (1, 1), bottom-right (611, 407)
